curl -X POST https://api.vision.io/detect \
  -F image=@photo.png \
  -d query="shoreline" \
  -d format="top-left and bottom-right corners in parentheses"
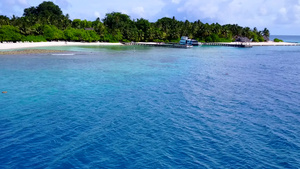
top-left (0, 41), bottom-right (123, 50)
top-left (0, 41), bottom-right (299, 51)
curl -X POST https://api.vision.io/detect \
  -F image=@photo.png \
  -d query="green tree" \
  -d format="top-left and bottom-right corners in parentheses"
top-left (262, 28), bottom-right (270, 37)
top-left (80, 19), bottom-right (92, 29)
top-left (0, 15), bottom-right (10, 25)
top-left (17, 17), bottom-right (33, 35)
top-left (242, 27), bottom-right (251, 38)
top-left (22, 35), bottom-right (46, 42)
top-left (155, 17), bottom-right (180, 41)
top-left (86, 30), bottom-right (100, 42)
top-left (136, 18), bottom-right (150, 41)
top-left (43, 25), bottom-right (63, 40)
top-left (92, 18), bottom-right (105, 37)
top-left (23, 1), bottom-right (65, 28)
top-left (250, 31), bottom-right (259, 42)
top-left (32, 24), bottom-right (43, 35)
top-left (72, 19), bottom-right (82, 29)
top-left (64, 28), bottom-right (99, 42)
top-left (0, 1), bottom-right (272, 43)
top-left (36, 1), bottom-right (62, 17)
top-left (274, 38), bottom-right (283, 42)
top-left (103, 12), bottom-right (132, 34)
top-left (62, 14), bottom-right (72, 29)
top-left (0, 25), bottom-right (22, 42)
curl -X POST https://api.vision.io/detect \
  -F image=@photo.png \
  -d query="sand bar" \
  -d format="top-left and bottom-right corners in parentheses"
top-left (0, 49), bottom-right (70, 55)
top-left (0, 41), bottom-right (123, 50)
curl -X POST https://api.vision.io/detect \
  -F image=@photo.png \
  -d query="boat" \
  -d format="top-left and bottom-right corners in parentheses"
top-left (173, 44), bottom-right (193, 48)
top-left (191, 39), bottom-right (200, 46)
top-left (179, 36), bottom-right (199, 46)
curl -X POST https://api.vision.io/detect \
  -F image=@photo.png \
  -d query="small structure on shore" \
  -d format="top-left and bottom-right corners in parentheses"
top-left (263, 35), bottom-right (269, 41)
top-left (235, 36), bottom-right (251, 42)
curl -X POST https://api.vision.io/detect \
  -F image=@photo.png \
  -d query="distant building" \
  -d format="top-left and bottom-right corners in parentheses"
top-left (235, 36), bottom-right (251, 42)
top-left (263, 35), bottom-right (269, 42)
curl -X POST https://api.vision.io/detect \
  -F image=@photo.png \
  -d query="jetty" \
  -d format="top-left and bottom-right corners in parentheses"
top-left (122, 41), bottom-right (300, 49)
top-left (203, 42), bottom-right (252, 48)
top-left (202, 42), bottom-right (300, 47)
top-left (122, 42), bottom-right (193, 48)
top-left (124, 42), bottom-right (252, 48)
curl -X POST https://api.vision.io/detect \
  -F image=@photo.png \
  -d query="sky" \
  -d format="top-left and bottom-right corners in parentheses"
top-left (1, 0), bottom-right (300, 35)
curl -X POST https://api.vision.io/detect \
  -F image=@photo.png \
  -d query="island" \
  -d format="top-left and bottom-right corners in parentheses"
top-left (0, 1), bottom-right (296, 52)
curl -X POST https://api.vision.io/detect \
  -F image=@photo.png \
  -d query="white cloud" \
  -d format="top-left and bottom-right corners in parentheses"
top-left (94, 11), bottom-right (100, 18)
top-left (3, 0), bottom-right (15, 6)
top-left (60, 0), bottom-right (165, 20)
top-left (0, 0), bottom-right (30, 16)
top-left (259, 7), bottom-right (267, 15)
top-left (54, 0), bottom-right (71, 10)
top-left (18, 0), bottom-right (28, 5)
top-left (175, 0), bottom-right (300, 34)
top-left (1, 0), bottom-right (300, 34)
top-left (172, 0), bottom-right (181, 4)
top-left (120, 10), bottom-right (129, 15)
top-left (294, 4), bottom-right (300, 23)
top-left (279, 8), bottom-right (287, 15)
top-left (132, 7), bottom-right (145, 18)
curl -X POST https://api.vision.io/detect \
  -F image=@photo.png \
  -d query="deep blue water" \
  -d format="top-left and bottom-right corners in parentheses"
top-left (270, 35), bottom-right (300, 43)
top-left (1, 44), bottom-right (300, 168)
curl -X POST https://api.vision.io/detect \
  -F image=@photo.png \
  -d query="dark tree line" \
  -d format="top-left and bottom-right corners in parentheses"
top-left (0, 1), bottom-right (270, 43)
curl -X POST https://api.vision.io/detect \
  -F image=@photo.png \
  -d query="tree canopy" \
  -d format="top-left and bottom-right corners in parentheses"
top-left (0, 1), bottom-right (270, 43)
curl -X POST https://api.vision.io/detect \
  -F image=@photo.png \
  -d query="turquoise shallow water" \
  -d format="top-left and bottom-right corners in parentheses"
top-left (1, 44), bottom-right (300, 168)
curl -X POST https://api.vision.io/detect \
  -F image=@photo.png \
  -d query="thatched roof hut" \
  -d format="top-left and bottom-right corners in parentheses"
top-left (235, 36), bottom-right (251, 42)
top-left (263, 35), bottom-right (269, 42)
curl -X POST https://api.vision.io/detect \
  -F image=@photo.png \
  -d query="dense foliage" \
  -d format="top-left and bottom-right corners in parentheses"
top-left (0, 1), bottom-right (270, 43)
top-left (274, 38), bottom-right (283, 42)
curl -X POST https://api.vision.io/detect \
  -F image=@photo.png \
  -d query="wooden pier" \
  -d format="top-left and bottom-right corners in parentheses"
top-left (202, 42), bottom-right (300, 47)
top-left (122, 42), bottom-right (299, 48)
top-left (123, 42), bottom-right (252, 48)
top-left (122, 42), bottom-right (193, 48)
top-left (202, 42), bottom-right (252, 48)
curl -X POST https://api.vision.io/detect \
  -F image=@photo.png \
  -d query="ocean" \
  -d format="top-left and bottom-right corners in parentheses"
top-left (270, 35), bottom-right (300, 43)
top-left (1, 38), bottom-right (300, 168)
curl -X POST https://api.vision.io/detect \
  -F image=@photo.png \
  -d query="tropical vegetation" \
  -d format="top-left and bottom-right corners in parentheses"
top-left (273, 38), bottom-right (283, 42)
top-left (0, 1), bottom-right (271, 43)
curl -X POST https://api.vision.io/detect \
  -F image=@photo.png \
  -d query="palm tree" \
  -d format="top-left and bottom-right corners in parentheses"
top-left (0, 15), bottom-right (10, 25)
top-left (262, 28), bottom-right (270, 37)
top-left (242, 27), bottom-right (251, 38)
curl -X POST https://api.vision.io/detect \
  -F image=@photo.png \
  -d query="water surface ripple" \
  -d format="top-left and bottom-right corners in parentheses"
top-left (0, 45), bottom-right (300, 168)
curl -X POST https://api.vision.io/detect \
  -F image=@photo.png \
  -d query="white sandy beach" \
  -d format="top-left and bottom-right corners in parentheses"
top-left (0, 41), bottom-right (123, 50)
top-left (0, 41), bottom-right (299, 50)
